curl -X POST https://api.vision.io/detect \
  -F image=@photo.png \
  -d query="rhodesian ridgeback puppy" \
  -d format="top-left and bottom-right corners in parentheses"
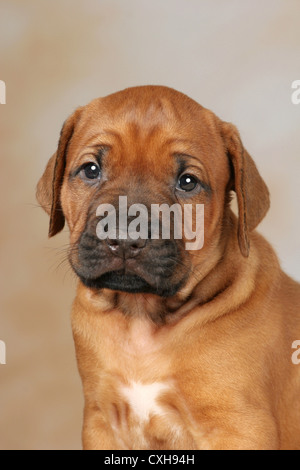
top-left (37, 86), bottom-right (300, 450)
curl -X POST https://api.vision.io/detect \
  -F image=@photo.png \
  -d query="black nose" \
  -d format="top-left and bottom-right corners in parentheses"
top-left (106, 237), bottom-right (147, 259)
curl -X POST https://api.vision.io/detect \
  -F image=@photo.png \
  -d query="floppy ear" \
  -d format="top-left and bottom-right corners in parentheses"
top-left (36, 108), bottom-right (82, 237)
top-left (220, 121), bottom-right (270, 257)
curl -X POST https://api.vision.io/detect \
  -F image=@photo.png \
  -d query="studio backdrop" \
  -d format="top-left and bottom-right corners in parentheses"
top-left (0, 0), bottom-right (299, 450)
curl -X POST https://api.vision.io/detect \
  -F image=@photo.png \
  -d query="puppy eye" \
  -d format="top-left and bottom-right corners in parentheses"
top-left (81, 163), bottom-right (101, 180)
top-left (177, 174), bottom-right (199, 192)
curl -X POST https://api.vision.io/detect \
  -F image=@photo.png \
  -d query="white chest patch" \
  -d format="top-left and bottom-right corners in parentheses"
top-left (120, 381), bottom-right (170, 422)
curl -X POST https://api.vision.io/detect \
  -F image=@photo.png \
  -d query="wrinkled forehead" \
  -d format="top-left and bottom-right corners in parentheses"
top-left (68, 88), bottom-right (228, 180)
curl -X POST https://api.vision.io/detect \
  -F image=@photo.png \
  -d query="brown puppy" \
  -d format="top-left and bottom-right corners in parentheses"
top-left (37, 86), bottom-right (300, 450)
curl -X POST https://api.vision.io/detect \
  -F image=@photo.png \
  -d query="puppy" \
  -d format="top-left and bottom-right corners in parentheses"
top-left (37, 86), bottom-right (300, 450)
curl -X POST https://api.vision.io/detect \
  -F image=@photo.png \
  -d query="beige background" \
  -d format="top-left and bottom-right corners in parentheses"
top-left (0, 0), bottom-right (299, 450)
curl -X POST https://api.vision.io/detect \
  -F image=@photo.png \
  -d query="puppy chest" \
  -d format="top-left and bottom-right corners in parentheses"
top-left (107, 380), bottom-right (196, 450)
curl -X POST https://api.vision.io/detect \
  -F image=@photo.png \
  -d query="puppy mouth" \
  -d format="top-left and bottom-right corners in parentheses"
top-left (72, 228), bottom-right (189, 297)
top-left (80, 270), bottom-right (156, 294)
top-left (76, 269), bottom-right (186, 298)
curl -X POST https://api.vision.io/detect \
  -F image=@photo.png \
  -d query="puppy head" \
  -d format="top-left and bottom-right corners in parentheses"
top-left (37, 86), bottom-right (269, 299)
